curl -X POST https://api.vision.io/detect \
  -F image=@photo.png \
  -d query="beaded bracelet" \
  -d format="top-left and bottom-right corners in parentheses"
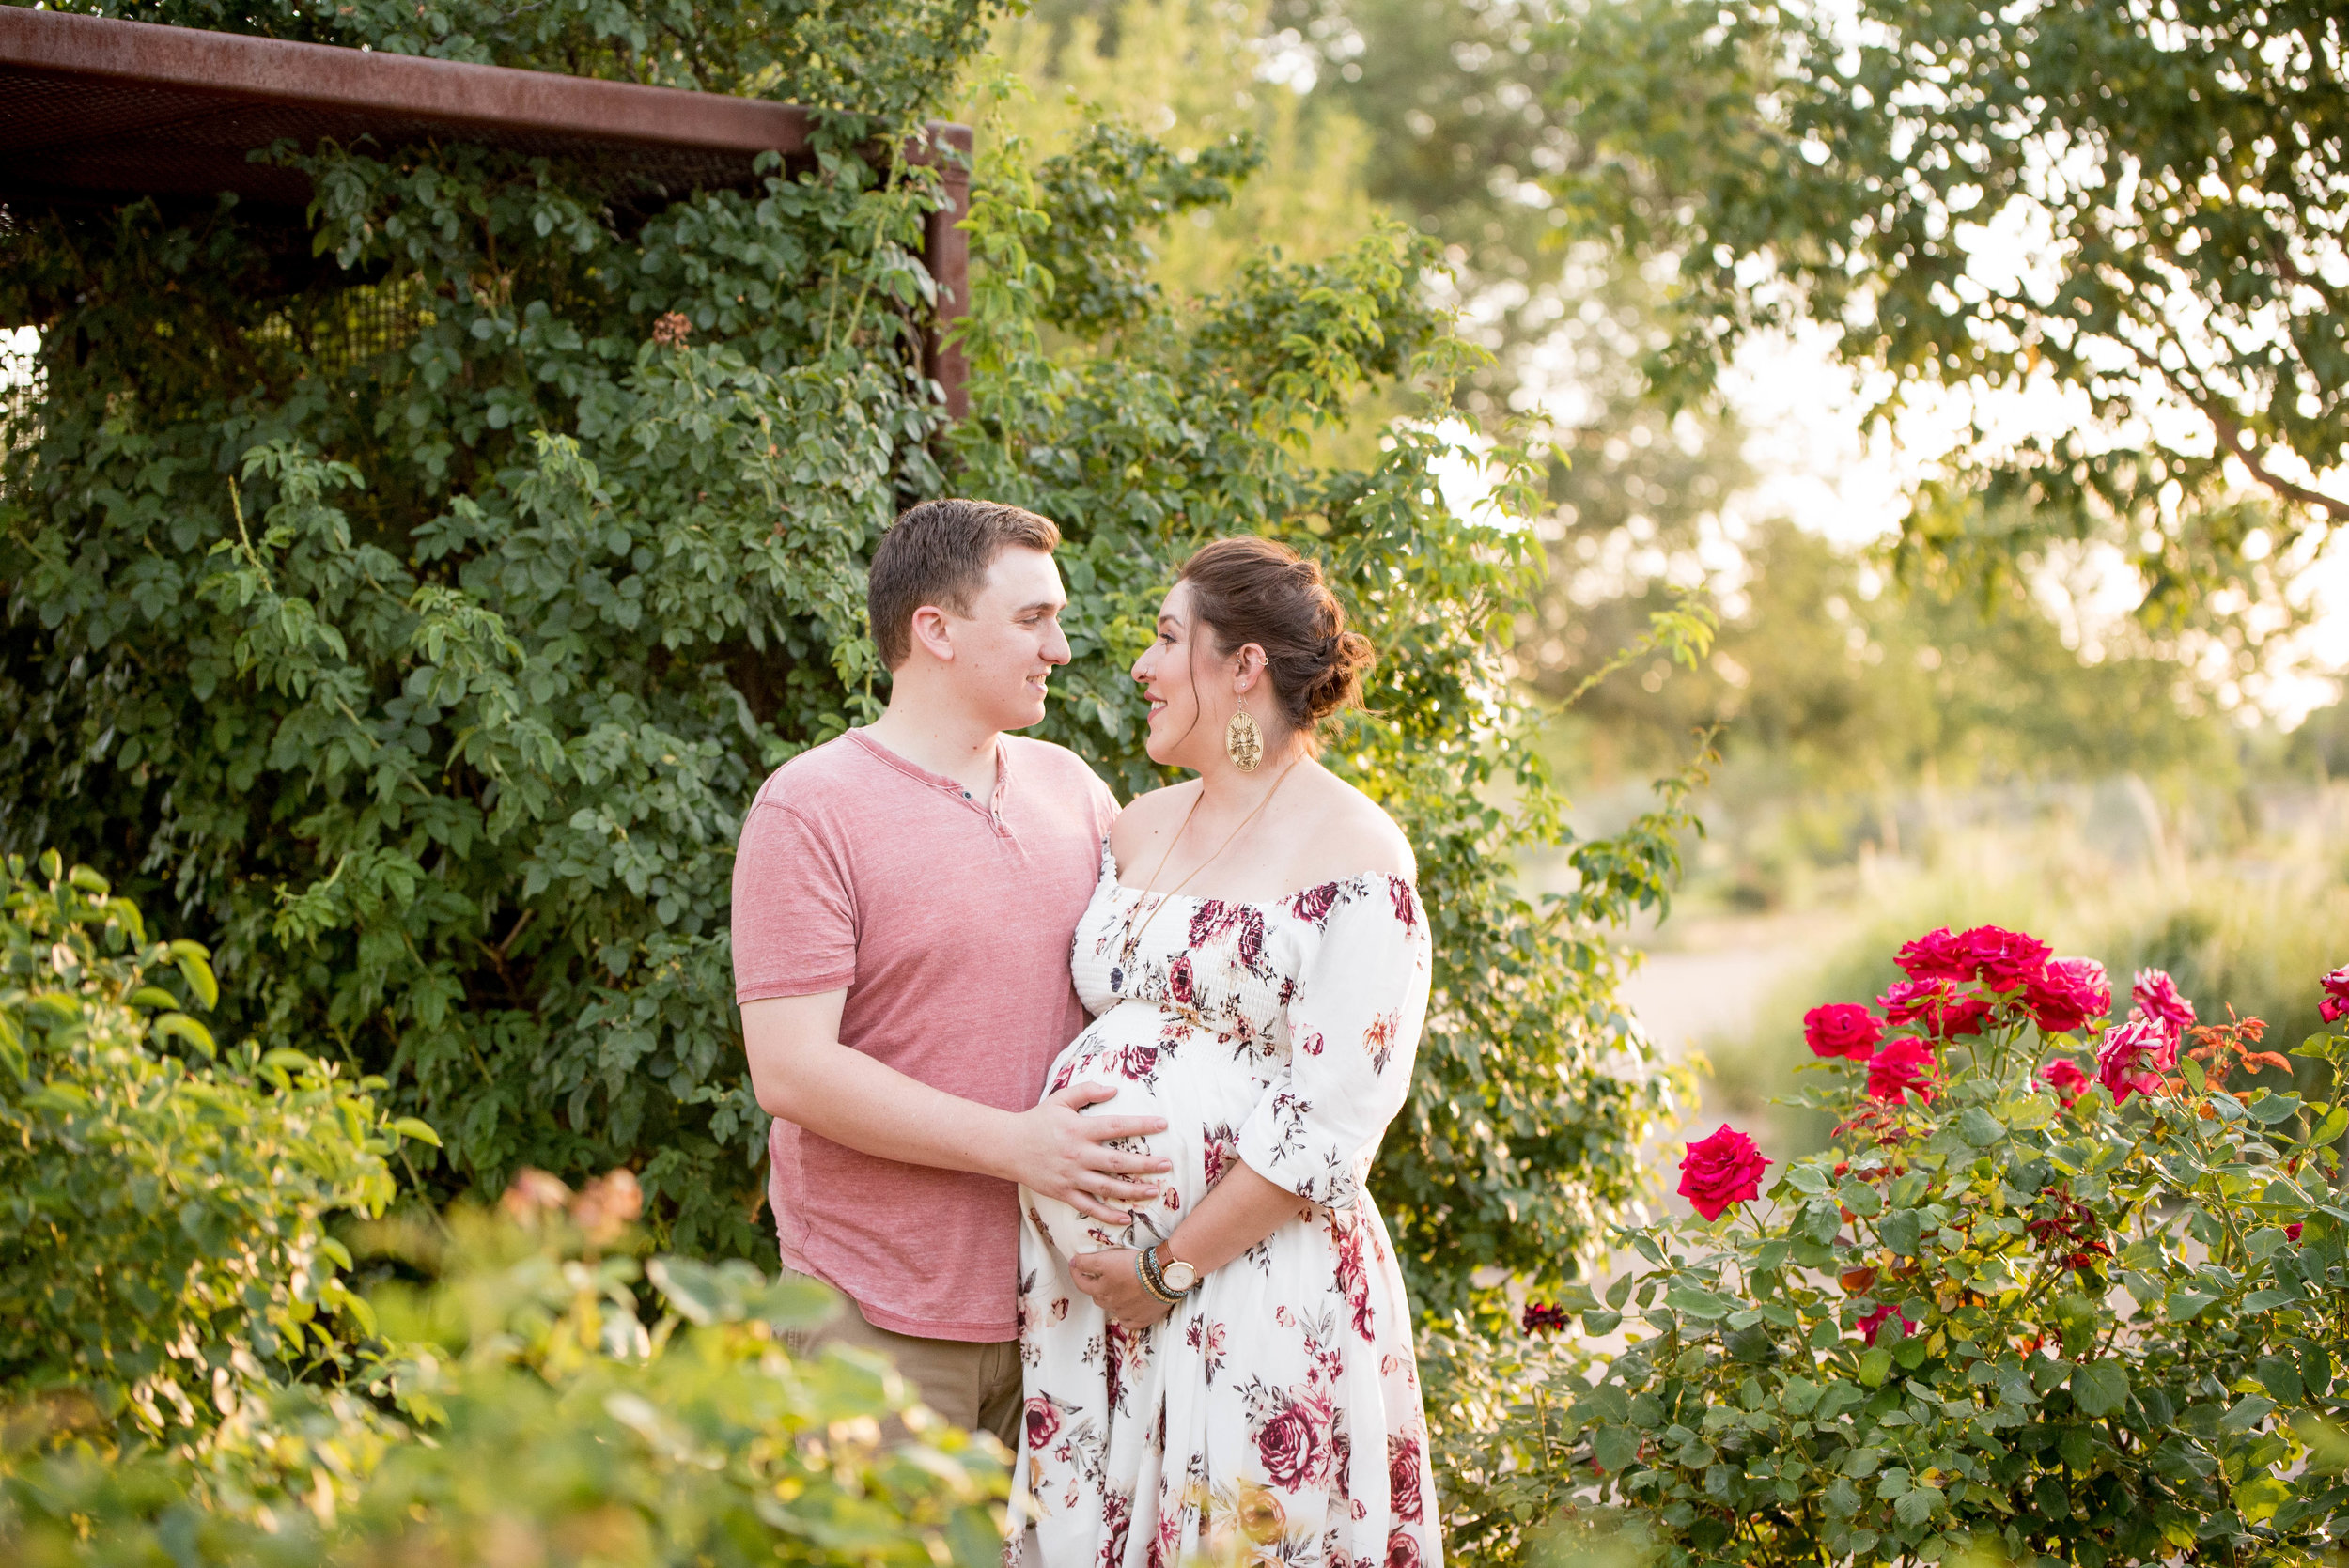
top-left (1133, 1245), bottom-right (1182, 1306)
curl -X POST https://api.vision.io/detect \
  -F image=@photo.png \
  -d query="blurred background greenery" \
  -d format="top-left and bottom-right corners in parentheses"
top-left (980, 0), bottom-right (2349, 1171)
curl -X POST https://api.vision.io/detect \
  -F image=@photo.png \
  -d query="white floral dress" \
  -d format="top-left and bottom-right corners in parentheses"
top-left (1012, 848), bottom-right (1439, 1568)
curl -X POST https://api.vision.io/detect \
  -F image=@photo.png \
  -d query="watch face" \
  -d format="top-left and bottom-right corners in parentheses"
top-left (1161, 1259), bottom-right (1197, 1293)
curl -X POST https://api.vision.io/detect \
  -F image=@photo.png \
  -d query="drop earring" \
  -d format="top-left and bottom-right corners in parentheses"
top-left (1225, 703), bottom-right (1264, 772)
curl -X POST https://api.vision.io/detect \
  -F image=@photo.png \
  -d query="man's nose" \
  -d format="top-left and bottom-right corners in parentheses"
top-left (1044, 623), bottom-right (1073, 665)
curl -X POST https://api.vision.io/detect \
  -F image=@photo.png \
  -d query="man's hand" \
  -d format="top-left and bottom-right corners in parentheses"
top-left (1005, 1081), bottom-right (1172, 1224)
top-left (1070, 1247), bottom-right (1176, 1331)
top-left (742, 995), bottom-right (1168, 1220)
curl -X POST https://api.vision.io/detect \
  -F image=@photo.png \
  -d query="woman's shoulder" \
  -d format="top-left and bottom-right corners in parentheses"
top-left (1290, 768), bottom-right (1415, 886)
top-left (1108, 780), bottom-right (1200, 862)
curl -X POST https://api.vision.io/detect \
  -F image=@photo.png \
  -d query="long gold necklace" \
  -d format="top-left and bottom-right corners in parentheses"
top-left (1111, 761), bottom-right (1299, 989)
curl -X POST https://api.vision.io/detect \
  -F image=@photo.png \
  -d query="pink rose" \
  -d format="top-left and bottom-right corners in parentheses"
top-left (1387, 1529), bottom-right (1423, 1568)
top-left (1894, 926), bottom-right (1972, 982)
top-left (2097, 1016), bottom-right (2177, 1105)
top-left (1255, 1399), bottom-right (1330, 1489)
top-left (1858, 1303), bottom-right (1915, 1345)
top-left (1959, 924), bottom-right (2053, 990)
top-left (2024, 957), bottom-right (2110, 1034)
top-left (1866, 1036), bottom-right (1938, 1105)
top-left (1388, 1433), bottom-right (1424, 1521)
top-left (1803, 1003), bottom-right (1884, 1061)
top-left (1023, 1395), bottom-right (1061, 1452)
top-left (1677, 1125), bottom-right (1769, 1220)
top-left (2039, 1058), bottom-right (2091, 1107)
top-left (2131, 969), bottom-right (2195, 1039)
top-left (1879, 977), bottom-right (1988, 1039)
top-left (1168, 954), bottom-right (1194, 1006)
top-left (2319, 965), bottom-right (2349, 1023)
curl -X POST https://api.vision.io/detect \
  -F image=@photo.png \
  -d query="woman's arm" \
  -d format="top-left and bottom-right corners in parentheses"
top-left (1070, 1161), bottom-right (1310, 1328)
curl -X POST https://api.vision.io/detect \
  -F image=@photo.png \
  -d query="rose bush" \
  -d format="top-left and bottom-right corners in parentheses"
top-left (1430, 926), bottom-right (2349, 1567)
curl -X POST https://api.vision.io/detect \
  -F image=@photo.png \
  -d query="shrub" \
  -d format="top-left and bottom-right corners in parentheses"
top-left (0, 1172), bottom-right (1008, 1565)
top-left (0, 850), bottom-right (414, 1447)
top-left (1442, 932), bottom-right (2349, 1566)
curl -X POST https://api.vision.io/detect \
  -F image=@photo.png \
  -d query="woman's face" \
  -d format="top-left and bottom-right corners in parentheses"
top-left (1131, 582), bottom-right (1221, 769)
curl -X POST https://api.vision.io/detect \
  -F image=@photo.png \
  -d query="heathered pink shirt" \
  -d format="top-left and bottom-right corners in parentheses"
top-left (732, 729), bottom-right (1117, 1341)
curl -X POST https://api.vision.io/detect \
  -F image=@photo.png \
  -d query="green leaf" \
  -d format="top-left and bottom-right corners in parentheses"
top-left (388, 1116), bottom-right (443, 1147)
top-left (1788, 1163), bottom-right (1830, 1195)
top-left (1779, 1375), bottom-right (1823, 1416)
top-left (1954, 1106), bottom-right (2003, 1146)
top-left (2168, 1289), bottom-right (2218, 1321)
top-left (1878, 1209), bottom-right (1924, 1255)
top-left (2247, 1091), bottom-right (2303, 1125)
top-left (1664, 1282), bottom-right (1735, 1321)
top-left (2241, 1288), bottom-right (2301, 1314)
top-left (1842, 1446), bottom-right (1883, 1478)
top-left (1583, 1309), bottom-right (1623, 1335)
top-left (149, 1012), bottom-right (217, 1058)
top-left (2222, 1394), bottom-right (2278, 1433)
top-left (2071, 1361), bottom-right (2129, 1419)
top-left (1859, 1348), bottom-right (1893, 1388)
top-left (1894, 1484), bottom-right (1943, 1527)
top-left (1605, 1273), bottom-right (1635, 1310)
top-left (1838, 1180), bottom-right (1883, 1218)
top-left (1594, 1425), bottom-right (1641, 1472)
top-left (126, 986), bottom-right (181, 1012)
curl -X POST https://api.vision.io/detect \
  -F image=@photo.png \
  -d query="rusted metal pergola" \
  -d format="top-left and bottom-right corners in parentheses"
top-left (0, 7), bottom-right (972, 413)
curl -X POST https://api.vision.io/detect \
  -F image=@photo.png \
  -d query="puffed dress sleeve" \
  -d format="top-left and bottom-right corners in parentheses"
top-left (1235, 876), bottom-right (1432, 1209)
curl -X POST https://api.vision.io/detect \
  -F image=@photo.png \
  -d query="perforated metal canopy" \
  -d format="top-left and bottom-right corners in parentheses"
top-left (0, 7), bottom-right (972, 411)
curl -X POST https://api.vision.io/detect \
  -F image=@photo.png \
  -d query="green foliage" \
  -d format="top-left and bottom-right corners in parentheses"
top-left (0, 0), bottom-right (1695, 1316)
top-left (1543, 0), bottom-right (2349, 614)
top-left (1, 1181), bottom-right (1009, 1566)
top-left (1030, 123), bottom-right (1264, 336)
top-left (0, 851), bottom-right (410, 1448)
top-left (1543, 519), bottom-right (2230, 790)
top-left (1443, 946), bottom-right (2349, 1567)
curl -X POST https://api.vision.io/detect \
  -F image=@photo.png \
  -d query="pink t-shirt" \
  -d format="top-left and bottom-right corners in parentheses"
top-left (732, 728), bottom-right (1118, 1341)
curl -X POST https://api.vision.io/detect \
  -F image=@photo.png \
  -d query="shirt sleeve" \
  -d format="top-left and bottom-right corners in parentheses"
top-left (1236, 877), bottom-right (1433, 1209)
top-left (731, 798), bottom-right (857, 1003)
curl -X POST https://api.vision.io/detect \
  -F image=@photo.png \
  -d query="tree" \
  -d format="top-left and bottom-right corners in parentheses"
top-left (0, 0), bottom-right (1692, 1316)
top-left (1544, 0), bottom-right (2349, 620)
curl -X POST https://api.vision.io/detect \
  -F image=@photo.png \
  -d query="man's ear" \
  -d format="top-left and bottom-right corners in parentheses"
top-left (907, 604), bottom-right (956, 663)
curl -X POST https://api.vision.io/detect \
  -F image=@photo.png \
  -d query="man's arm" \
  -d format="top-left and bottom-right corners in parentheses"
top-left (742, 991), bottom-right (1170, 1224)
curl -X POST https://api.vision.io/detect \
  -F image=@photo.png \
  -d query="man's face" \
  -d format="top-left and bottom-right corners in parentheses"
top-left (941, 546), bottom-right (1071, 731)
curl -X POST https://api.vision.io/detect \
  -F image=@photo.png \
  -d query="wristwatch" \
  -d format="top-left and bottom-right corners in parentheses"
top-left (1156, 1246), bottom-right (1198, 1295)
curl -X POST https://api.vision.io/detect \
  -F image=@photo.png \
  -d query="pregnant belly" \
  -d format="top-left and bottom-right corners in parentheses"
top-left (1025, 1002), bottom-right (1270, 1262)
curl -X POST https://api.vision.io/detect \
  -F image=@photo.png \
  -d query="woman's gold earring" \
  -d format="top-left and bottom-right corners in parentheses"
top-left (1225, 704), bottom-right (1264, 772)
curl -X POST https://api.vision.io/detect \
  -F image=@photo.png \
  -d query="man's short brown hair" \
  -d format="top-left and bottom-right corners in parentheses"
top-left (868, 499), bottom-right (1062, 670)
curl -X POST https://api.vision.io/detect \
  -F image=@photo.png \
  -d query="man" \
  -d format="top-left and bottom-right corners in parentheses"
top-left (732, 498), bottom-right (1170, 1448)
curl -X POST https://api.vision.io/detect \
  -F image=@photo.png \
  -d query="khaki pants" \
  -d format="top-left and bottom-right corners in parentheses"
top-left (788, 1281), bottom-right (1023, 1450)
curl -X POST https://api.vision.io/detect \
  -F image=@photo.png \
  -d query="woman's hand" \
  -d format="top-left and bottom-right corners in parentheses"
top-left (1069, 1248), bottom-right (1176, 1331)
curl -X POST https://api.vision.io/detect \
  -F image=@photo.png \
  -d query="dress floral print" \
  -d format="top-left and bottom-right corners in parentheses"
top-left (1013, 848), bottom-right (1439, 1568)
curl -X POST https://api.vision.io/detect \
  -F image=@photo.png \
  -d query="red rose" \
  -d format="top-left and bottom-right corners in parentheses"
top-left (1168, 954), bottom-right (1194, 1006)
top-left (1023, 1395), bottom-right (1061, 1452)
top-left (2130, 968), bottom-right (2195, 1039)
top-left (1858, 1303), bottom-right (1914, 1345)
top-left (1520, 1302), bottom-right (1569, 1334)
top-left (2097, 1017), bottom-right (2175, 1105)
top-left (2038, 1058), bottom-right (2091, 1107)
top-left (1388, 1433), bottom-right (1424, 1521)
top-left (1865, 1037), bottom-right (1938, 1105)
top-left (1803, 1002), bottom-right (1884, 1061)
top-left (1879, 977), bottom-right (1988, 1039)
top-left (2322, 964), bottom-right (2349, 1023)
top-left (1387, 1529), bottom-right (1423, 1568)
top-left (1677, 1125), bottom-right (1768, 1220)
top-left (1255, 1401), bottom-right (1328, 1489)
top-left (1958, 924), bottom-right (2052, 990)
top-left (2024, 957), bottom-right (2110, 1034)
top-left (2287, 1221), bottom-right (2305, 1244)
top-left (1894, 926), bottom-right (1972, 982)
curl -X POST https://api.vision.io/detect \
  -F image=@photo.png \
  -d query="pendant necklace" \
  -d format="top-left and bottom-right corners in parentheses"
top-left (1110, 760), bottom-right (1299, 993)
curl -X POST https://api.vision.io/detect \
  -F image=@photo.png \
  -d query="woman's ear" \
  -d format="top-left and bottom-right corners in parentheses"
top-left (1231, 643), bottom-right (1268, 694)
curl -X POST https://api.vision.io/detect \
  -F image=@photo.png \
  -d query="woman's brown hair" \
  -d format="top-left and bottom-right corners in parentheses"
top-left (1177, 537), bottom-right (1376, 741)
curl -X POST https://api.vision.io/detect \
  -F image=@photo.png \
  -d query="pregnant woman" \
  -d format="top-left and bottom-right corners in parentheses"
top-left (1014, 537), bottom-right (1440, 1568)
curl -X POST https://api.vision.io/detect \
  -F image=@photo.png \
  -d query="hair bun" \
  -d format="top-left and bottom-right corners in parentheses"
top-left (1302, 629), bottom-right (1377, 723)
